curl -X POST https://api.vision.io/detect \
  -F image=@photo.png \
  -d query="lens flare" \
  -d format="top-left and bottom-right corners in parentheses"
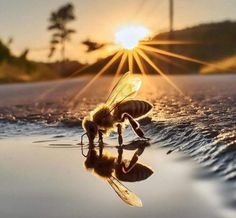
top-left (115, 25), bottom-right (150, 50)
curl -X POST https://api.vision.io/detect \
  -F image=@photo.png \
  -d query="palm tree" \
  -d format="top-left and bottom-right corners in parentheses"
top-left (48, 3), bottom-right (76, 61)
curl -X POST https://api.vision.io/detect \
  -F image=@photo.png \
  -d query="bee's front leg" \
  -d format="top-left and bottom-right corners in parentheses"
top-left (121, 113), bottom-right (149, 140)
top-left (98, 130), bottom-right (104, 144)
top-left (117, 145), bottom-right (123, 164)
top-left (117, 123), bottom-right (123, 146)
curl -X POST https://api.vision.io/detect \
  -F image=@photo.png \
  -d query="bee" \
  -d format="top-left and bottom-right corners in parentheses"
top-left (82, 72), bottom-right (153, 145)
top-left (83, 142), bottom-right (153, 207)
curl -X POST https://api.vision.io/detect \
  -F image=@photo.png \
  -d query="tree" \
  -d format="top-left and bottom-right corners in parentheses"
top-left (0, 40), bottom-right (11, 62)
top-left (19, 48), bottom-right (29, 60)
top-left (82, 39), bottom-right (106, 53)
top-left (47, 3), bottom-right (76, 61)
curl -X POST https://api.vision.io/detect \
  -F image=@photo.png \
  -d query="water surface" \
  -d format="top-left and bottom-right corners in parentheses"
top-left (0, 75), bottom-right (235, 217)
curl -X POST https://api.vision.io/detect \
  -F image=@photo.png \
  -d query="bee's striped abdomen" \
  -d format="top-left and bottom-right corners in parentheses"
top-left (113, 100), bottom-right (152, 121)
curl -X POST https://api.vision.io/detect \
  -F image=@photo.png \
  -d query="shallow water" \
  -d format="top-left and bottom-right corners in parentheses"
top-left (0, 75), bottom-right (236, 217)
top-left (0, 135), bottom-right (227, 218)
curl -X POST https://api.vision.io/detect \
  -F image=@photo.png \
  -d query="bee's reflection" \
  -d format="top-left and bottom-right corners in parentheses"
top-left (83, 140), bottom-right (153, 207)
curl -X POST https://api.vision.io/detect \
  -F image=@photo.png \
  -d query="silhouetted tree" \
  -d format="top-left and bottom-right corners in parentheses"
top-left (47, 3), bottom-right (76, 61)
top-left (82, 39), bottom-right (106, 52)
top-left (0, 40), bottom-right (11, 62)
top-left (19, 48), bottom-right (29, 60)
top-left (7, 37), bottom-right (13, 47)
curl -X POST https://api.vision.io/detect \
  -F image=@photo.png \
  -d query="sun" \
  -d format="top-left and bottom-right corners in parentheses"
top-left (115, 25), bottom-right (150, 50)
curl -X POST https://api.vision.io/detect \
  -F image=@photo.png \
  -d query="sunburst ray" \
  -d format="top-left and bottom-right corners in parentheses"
top-left (136, 48), bottom-right (184, 95)
top-left (69, 51), bottom-right (123, 108)
top-left (136, 48), bottom-right (204, 115)
top-left (139, 44), bottom-right (225, 71)
top-left (143, 49), bottom-right (188, 71)
top-left (140, 40), bottom-right (198, 45)
top-left (37, 59), bottom-right (101, 102)
top-left (128, 50), bottom-right (134, 73)
top-left (108, 51), bottom-right (128, 94)
top-left (132, 50), bottom-right (156, 92)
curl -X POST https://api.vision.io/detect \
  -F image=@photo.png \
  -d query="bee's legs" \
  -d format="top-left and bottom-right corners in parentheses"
top-left (98, 130), bottom-right (104, 144)
top-left (117, 123), bottom-right (123, 146)
top-left (123, 152), bottom-right (138, 173)
top-left (98, 143), bottom-right (104, 157)
top-left (80, 133), bottom-right (87, 145)
top-left (117, 145), bottom-right (123, 164)
top-left (121, 113), bottom-right (149, 140)
top-left (123, 143), bottom-right (146, 173)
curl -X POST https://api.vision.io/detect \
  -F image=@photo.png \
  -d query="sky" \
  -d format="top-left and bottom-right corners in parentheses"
top-left (0, 0), bottom-right (236, 63)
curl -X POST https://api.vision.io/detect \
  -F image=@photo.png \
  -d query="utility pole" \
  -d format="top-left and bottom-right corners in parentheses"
top-left (168, 0), bottom-right (174, 74)
top-left (169, 0), bottom-right (174, 33)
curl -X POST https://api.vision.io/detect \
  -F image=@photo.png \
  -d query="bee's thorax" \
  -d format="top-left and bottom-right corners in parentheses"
top-left (92, 105), bottom-right (114, 129)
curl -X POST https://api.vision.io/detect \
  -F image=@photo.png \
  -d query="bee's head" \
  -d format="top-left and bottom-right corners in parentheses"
top-left (82, 117), bottom-right (98, 143)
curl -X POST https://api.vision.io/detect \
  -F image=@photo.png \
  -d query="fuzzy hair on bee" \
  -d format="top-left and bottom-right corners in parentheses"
top-left (91, 104), bottom-right (114, 129)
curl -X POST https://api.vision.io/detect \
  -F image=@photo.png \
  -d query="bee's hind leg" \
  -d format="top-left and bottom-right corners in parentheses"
top-left (121, 113), bottom-right (150, 140)
top-left (123, 142), bottom-right (146, 173)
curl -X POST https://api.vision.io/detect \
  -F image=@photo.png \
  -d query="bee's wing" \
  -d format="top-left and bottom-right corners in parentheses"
top-left (106, 72), bottom-right (142, 107)
top-left (107, 176), bottom-right (142, 207)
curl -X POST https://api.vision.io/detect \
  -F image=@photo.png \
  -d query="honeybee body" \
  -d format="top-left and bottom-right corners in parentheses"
top-left (82, 72), bottom-right (153, 145)
top-left (90, 100), bottom-right (152, 133)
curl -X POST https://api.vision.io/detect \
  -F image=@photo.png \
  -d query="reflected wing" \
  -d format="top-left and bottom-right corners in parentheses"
top-left (107, 176), bottom-right (142, 207)
top-left (106, 72), bottom-right (142, 107)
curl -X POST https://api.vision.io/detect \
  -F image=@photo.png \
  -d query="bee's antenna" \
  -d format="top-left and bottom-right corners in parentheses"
top-left (81, 144), bottom-right (88, 157)
top-left (82, 147), bottom-right (88, 157)
top-left (80, 133), bottom-right (88, 157)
